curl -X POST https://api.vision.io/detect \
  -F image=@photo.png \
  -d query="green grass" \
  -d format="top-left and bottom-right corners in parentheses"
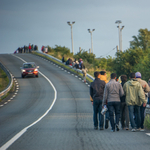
top-left (32, 51), bottom-right (94, 83)
top-left (144, 115), bottom-right (150, 130)
top-left (0, 68), bottom-right (9, 92)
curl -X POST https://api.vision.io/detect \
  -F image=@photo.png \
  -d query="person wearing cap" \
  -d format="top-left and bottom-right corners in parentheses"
top-left (123, 72), bottom-right (147, 132)
top-left (135, 72), bottom-right (150, 131)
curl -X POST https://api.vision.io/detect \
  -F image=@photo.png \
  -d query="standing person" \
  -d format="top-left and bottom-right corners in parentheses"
top-left (103, 73), bottom-right (124, 132)
top-left (29, 44), bottom-right (31, 53)
top-left (123, 72), bottom-right (147, 132)
top-left (135, 72), bottom-right (150, 131)
top-left (90, 72), bottom-right (106, 130)
top-left (120, 75), bottom-right (129, 130)
top-left (82, 67), bottom-right (88, 83)
top-left (99, 71), bottom-right (109, 129)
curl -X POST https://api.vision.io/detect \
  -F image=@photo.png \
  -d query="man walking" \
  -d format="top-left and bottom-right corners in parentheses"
top-left (99, 71), bottom-right (109, 129)
top-left (123, 72), bottom-right (147, 132)
top-left (103, 73), bottom-right (124, 132)
top-left (135, 72), bottom-right (149, 131)
top-left (90, 72), bottom-right (106, 130)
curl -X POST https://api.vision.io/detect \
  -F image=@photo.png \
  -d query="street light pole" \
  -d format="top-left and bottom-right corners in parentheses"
top-left (115, 20), bottom-right (124, 51)
top-left (88, 29), bottom-right (95, 53)
top-left (67, 21), bottom-right (75, 55)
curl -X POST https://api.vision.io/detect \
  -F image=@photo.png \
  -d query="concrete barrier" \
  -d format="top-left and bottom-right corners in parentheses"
top-left (0, 62), bottom-right (13, 100)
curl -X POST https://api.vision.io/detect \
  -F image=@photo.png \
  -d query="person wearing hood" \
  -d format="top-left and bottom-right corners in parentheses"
top-left (135, 72), bottom-right (150, 131)
top-left (123, 72), bottom-right (147, 132)
top-left (100, 71), bottom-right (109, 129)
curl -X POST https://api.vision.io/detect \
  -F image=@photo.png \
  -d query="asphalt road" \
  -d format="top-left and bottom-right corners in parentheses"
top-left (0, 53), bottom-right (150, 150)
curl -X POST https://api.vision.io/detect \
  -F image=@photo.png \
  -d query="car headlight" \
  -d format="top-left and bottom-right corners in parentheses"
top-left (22, 69), bottom-right (26, 72)
top-left (34, 69), bottom-right (38, 71)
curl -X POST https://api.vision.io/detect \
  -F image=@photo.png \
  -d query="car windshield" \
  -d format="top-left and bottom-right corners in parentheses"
top-left (23, 64), bottom-right (36, 68)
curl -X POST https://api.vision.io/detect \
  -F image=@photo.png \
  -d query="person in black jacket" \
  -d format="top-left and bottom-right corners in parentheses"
top-left (120, 75), bottom-right (129, 130)
top-left (90, 72), bottom-right (106, 130)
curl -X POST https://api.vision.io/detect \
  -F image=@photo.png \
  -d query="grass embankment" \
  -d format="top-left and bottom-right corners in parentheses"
top-left (32, 51), bottom-right (93, 83)
top-left (0, 68), bottom-right (9, 101)
top-left (0, 68), bottom-right (9, 92)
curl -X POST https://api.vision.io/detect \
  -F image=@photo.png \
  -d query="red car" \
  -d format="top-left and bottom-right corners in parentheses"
top-left (20, 62), bottom-right (39, 78)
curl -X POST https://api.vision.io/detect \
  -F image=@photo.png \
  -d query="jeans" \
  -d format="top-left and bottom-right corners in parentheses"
top-left (108, 102), bottom-right (120, 130)
top-left (128, 105), bottom-right (141, 129)
top-left (93, 99), bottom-right (104, 128)
top-left (105, 110), bottom-right (110, 120)
top-left (140, 104), bottom-right (146, 129)
top-left (120, 102), bottom-right (129, 128)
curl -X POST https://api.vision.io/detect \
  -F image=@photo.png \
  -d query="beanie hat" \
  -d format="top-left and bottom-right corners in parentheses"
top-left (135, 72), bottom-right (141, 78)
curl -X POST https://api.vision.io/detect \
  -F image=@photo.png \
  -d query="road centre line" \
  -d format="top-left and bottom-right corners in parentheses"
top-left (0, 55), bottom-right (57, 150)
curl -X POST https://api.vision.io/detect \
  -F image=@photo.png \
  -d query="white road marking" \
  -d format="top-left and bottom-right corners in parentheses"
top-left (0, 55), bottom-right (57, 150)
top-left (146, 133), bottom-right (150, 136)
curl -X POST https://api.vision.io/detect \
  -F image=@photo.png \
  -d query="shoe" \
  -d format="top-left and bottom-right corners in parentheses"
top-left (94, 127), bottom-right (98, 130)
top-left (136, 128), bottom-right (141, 131)
top-left (140, 128), bottom-right (145, 132)
top-left (126, 128), bottom-right (129, 130)
top-left (111, 129), bottom-right (115, 132)
top-left (100, 127), bottom-right (104, 130)
top-left (131, 128), bottom-right (136, 132)
top-left (116, 124), bottom-right (119, 131)
top-left (105, 119), bottom-right (109, 129)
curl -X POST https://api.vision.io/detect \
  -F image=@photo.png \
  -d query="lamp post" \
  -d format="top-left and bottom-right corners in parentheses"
top-left (88, 29), bottom-right (95, 53)
top-left (67, 21), bottom-right (75, 55)
top-left (115, 20), bottom-right (124, 51)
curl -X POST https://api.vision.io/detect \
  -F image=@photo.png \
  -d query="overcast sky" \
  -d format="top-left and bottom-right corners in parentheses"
top-left (0, 0), bottom-right (150, 58)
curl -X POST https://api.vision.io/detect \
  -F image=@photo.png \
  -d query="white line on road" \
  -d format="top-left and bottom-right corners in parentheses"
top-left (0, 55), bottom-right (57, 150)
top-left (146, 133), bottom-right (150, 136)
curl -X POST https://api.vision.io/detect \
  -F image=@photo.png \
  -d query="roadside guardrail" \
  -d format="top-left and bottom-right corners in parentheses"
top-left (0, 61), bottom-right (13, 100)
top-left (35, 51), bottom-right (94, 81)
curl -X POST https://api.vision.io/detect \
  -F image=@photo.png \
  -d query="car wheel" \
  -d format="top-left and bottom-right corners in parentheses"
top-left (36, 74), bottom-right (38, 78)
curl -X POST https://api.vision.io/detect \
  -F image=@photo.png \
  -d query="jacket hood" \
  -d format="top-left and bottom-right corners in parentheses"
top-left (100, 75), bottom-right (108, 83)
top-left (128, 79), bottom-right (139, 86)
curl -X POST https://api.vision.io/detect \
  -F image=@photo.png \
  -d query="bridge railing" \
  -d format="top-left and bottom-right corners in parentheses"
top-left (0, 62), bottom-right (13, 100)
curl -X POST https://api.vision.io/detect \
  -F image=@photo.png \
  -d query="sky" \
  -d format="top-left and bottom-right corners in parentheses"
top-left (0, 0), bottom-right (150, 58)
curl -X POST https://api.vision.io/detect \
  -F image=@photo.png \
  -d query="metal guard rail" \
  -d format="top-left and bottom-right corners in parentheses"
top-left (35, 51), bottom-right (94, 81)
top-left (0, 61), bottom-right (13, 100)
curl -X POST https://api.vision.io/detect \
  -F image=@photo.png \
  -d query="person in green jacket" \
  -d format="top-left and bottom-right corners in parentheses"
top-left (123, 72), bottom-right (147, 132)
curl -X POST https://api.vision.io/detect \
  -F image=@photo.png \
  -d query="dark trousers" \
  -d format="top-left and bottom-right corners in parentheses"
top-left (93, 99), bottom-right (104, 128)
top-left (108, 102), bottom-right (120, 130)
top-left (128, 105), bottom-right (141, 129)
top-left (140, 105), bottom-right (146, 129)
top-left (120, 102), bottom-right (129, 128)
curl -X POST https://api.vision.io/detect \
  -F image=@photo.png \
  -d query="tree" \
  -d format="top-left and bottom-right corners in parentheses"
top-left (130, 28), bottom-right (150, 50)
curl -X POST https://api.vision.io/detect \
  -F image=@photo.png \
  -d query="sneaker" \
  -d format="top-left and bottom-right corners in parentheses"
top-left (140, 128), bottom-right (145, 132)
top-left (136, 128), bottom-right (141, 131)
top-left (105, 119), bottom-right (109, 129)
top-left (111, 129), bottom-right (115, 132)
top-left (126, 128), bottom-right (129, 130)
top-left (116, 124), bottom-right (119, 131)
top-left (94, 126), bottom-right (98, 130)
top-left (131, 129), bottom-right (136, 132)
